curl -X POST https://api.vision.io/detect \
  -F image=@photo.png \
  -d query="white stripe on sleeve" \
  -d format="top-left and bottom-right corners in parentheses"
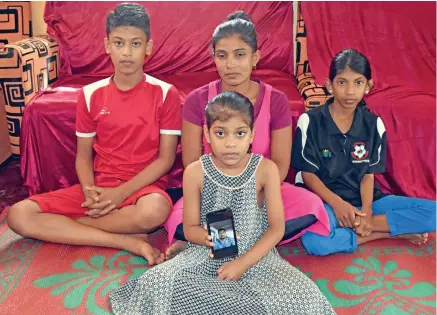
top-left (160, 129), bottom-right (181, 135)
top-left (297, 113), bottom-right (319, 170)
top-left (369, 117), bottom-right (386, 167)
top-left (76, 131), bottom-right (96, 138)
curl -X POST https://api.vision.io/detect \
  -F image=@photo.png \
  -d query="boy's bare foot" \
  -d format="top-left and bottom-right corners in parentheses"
top-left (136, 240), bottom-right (165, 265)
top-left (123, 235), bottom-right (164, 265)
top-left (396, 233), bottom-right (428, 245)
top-left (165, 240), bottom-right (188, 260)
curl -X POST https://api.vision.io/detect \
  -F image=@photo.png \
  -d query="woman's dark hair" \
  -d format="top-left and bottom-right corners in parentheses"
top-left (205, 91), bottom-right (254, 130)
top-left (329, 49), bottom-right (372, 108)
top-left (211, 11), bottom-right (257, 52)
top-left (106, 3), bottom-right (150, 40)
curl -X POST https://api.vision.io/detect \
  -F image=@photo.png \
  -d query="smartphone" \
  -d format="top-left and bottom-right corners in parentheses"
top-left (206, 208), bottom-right (239, 259)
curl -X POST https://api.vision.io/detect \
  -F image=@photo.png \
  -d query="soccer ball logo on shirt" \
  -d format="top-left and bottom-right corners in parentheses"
top-left (351, 142), bottom-right (369, 163)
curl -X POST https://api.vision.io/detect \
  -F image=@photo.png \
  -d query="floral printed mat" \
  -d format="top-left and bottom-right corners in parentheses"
top-left (0, 208), bottom-right (435, 315)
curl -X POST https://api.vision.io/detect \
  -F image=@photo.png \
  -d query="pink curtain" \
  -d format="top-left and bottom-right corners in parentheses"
top-left (302, 1), bottom-right (435, 93)
top-left (44, 1), bottom-right (294, 76)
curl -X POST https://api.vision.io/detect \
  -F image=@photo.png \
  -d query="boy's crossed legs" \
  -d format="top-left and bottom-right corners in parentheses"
top-left (7, 184), bottom-right (171, 265)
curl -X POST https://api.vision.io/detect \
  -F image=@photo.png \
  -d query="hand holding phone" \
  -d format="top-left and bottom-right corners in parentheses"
top-left (202, 225), bottom-right (215, 249)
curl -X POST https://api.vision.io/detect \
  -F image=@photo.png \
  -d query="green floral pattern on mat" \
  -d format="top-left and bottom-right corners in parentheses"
top-left (33, 251), bottom-right (148, 314)
top-left (0, 239), bottom-right (42, 304)
top-left (30, 248), bottom-right (436, 315)
top-left (315, 257), bottom-right (436, 315)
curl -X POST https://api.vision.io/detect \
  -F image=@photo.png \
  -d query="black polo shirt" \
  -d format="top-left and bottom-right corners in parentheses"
top-left (291, 99), bottom-right (387, 206)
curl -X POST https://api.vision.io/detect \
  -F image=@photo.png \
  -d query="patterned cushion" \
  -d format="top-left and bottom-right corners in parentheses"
top-left (295, 10), bottom-right (330, 111)
top-left (0, 2), bottom-right (31, 48)
top-left (0, 35), bottom-right (59, 155)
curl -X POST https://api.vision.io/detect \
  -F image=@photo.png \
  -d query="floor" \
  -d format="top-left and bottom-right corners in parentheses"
top-left (0, 156), bottom-right (28, 213)
top-left (0, 157), bottom-right (435, 315)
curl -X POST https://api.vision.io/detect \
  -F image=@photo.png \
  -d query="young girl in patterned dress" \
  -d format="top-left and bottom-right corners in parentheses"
top-left (110, 91), bottom-right (336, 315)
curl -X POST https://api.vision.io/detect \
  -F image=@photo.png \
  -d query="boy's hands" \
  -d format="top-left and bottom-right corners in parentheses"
top-left (81, 186), bottom-right (128, 218)
top-left (81, 189), bottom-right (100, 208)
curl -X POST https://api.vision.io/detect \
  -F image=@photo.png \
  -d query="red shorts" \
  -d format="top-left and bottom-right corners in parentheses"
top-left (29, 180), bottom-right (173, 219)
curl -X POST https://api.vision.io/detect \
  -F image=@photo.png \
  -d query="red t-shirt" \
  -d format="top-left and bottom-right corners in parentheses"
top-left (76, 74), bottom-right (182, 188)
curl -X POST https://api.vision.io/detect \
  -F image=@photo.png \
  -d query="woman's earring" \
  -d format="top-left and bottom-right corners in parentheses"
top-left (365, 91), bottom-right (369, 94)
top-left (253, 65), bottom-right (256, 70)
top-left (329, 90), bottom-right (332, 94)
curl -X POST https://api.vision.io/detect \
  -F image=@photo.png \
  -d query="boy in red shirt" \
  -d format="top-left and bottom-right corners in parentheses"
top-left (7, 3), bottom-right (181, 265)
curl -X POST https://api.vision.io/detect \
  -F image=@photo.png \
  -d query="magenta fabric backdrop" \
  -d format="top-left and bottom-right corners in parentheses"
top-left (44, 1), bottom-right (294, 76)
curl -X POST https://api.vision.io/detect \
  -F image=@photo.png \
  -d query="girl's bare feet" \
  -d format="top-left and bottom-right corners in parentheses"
top-left (165, 240), bottom-right (188, 260)
top-left (396, 233), bottom-right (428, 245)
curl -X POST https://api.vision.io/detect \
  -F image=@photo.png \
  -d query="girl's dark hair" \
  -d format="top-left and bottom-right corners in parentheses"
top-left (329, 49), bottom-right (372, 109)
top-left (205, 91), bottom-right (254, 130)
top-left (212, 11), bottom-right (257, 52)
top-left (106, 3), bottom-right (150, 40)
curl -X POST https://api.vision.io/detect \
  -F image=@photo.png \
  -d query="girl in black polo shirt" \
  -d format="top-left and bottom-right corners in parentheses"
top-left (292, 49), bottom-right (436, 256)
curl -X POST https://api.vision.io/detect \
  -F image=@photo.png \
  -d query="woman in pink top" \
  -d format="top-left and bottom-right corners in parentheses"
top-left (165, 11), bottom-right (330, 258)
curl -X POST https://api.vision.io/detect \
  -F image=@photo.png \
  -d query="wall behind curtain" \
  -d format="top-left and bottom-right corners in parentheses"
top-left (31, 1), bottom-right (47, 35)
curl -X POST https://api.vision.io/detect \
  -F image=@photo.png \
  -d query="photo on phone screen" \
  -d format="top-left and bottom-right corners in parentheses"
top-left (206, 209), bottom-right (238, 259)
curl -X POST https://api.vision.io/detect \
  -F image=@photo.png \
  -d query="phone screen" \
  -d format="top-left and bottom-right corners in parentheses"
top-left (206, 209), bottom-right (238, 259)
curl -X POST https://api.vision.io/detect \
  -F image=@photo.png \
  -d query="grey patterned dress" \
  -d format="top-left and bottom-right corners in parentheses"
top-left (110, 154), bottom-right (336, 315)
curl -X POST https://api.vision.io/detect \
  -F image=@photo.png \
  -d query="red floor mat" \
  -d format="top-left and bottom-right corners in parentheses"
top-left (0, 207), bottom-right (435, 315)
